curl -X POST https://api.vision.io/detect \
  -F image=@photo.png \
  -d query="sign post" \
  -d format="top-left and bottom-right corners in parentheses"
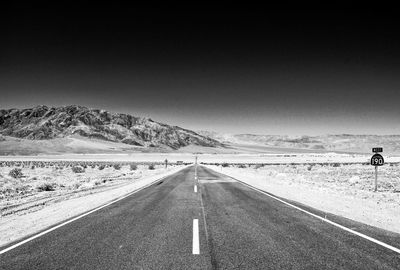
top-left (194, 156), bottom-right (198, 180)
top-left (370, 148), bottom-right (384, 192)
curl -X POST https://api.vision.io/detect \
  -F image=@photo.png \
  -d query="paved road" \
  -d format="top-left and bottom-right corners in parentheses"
top-left (1, 165), bottom-right (400, 269)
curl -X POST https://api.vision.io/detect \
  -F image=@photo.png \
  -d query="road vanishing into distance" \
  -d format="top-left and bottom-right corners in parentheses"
top-left (1, 165), bottom-right (400, 269)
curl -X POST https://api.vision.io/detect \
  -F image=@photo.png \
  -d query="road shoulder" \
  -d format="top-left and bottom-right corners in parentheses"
top-left (0, 165), bottom-right (189, 248)
top-left (204, 165), bottom-right (400, 235)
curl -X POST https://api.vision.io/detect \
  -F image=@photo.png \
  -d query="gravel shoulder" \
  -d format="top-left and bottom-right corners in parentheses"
top-left (205, 164), bottom-right (400, 234)
top-left (0, 165), bottom-right (187, 248)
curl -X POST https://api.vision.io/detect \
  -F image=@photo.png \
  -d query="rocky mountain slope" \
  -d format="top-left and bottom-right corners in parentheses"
top-left (0, 105), bottom-right (221, 150)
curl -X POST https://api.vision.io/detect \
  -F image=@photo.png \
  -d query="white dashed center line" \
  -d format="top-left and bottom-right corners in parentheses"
top-left (193, 219), bottom-right (200, 254)
top-left (194, 185), bottom-right (197, 193)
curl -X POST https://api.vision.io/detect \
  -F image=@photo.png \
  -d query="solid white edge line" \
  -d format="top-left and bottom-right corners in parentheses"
top-left (194, 185), bottom-right (197, 193)
top-left (233, 178), bottom-right (400, 254)
top-left (0, 166), bottom-right (190, 255)
top-left (193, 219), bottom-right (200, 255)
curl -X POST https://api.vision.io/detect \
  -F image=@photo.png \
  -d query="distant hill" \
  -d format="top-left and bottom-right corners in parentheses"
top-left (198, 131), bottom-right (400, 155)
top-left (1, 106), bottom-right (398, 156)
top-left (0, 105), bottom-right (222, 154)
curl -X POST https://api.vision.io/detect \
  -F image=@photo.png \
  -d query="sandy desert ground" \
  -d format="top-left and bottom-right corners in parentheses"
top-left (1, 151), bottom-right (400, 163)
top-left (205, 162), bottom-right (400, 234)
top-left (0, 161), bottom-right (186, 216)
top-left (1, 152), bottom-right (399, 247)
top-left (0, 162), bottom-right (187, 246)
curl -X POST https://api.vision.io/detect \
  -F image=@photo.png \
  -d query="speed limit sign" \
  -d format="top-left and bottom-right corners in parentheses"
top-left (371, 153), bottom-right (384, 166)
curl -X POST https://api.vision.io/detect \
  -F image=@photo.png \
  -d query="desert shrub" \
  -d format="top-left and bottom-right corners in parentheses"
top-left (71, 182), bottom-right (81, 189)
top-left (98, 165), bottom-right (106, 170)
top-left (36, 182), bottom-right (56, 192)
top-left (72, 166), bottom-right (85, 173)
top-left (31, 165), bottom-right (36, 170)
top-left (307, 165), bottom-right (313, 171)
top-left (148, 164), bottom-right (155, 170)
top-left (254, 164), bottom-right (264, 169)
top-left (221, 163), bottom-right (229, 167)
top-left (332, 163), bottom-right (341, 167)
top-left (113, 164), bottom-right (121, 170)
top-left (130, 164), bottom-right (138, 171)
top-left (9, 168), bottom-right (23, 179)
top-left (237, 164), bottom-right (247, 168)
top-left (0, 185), bottom-right (13, 195)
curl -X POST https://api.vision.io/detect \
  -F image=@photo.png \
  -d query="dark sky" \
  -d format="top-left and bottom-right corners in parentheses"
top-left (2, 6), bottom-right (400, 135)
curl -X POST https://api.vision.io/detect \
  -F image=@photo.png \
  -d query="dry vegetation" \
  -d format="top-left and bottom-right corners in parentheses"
top-left (0, 160), bottom-right (186, 216)
top-left (204, 162), bottom-right (400, 233)
top-left (213, 162), bottom-right (400, 193)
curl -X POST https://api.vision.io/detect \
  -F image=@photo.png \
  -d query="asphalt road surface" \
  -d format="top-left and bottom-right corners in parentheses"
top-left (1, 165), bottom-right (400, 269)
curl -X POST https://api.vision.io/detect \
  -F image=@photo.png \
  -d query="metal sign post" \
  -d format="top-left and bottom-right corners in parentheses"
top-left (370, 148), bottom-right (384, 192)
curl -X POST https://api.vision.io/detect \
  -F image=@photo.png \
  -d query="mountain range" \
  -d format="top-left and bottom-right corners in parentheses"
top-left (0, 105), bottom-right (221, 155)
top-left (1, 105), bottom-right (399, 155)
